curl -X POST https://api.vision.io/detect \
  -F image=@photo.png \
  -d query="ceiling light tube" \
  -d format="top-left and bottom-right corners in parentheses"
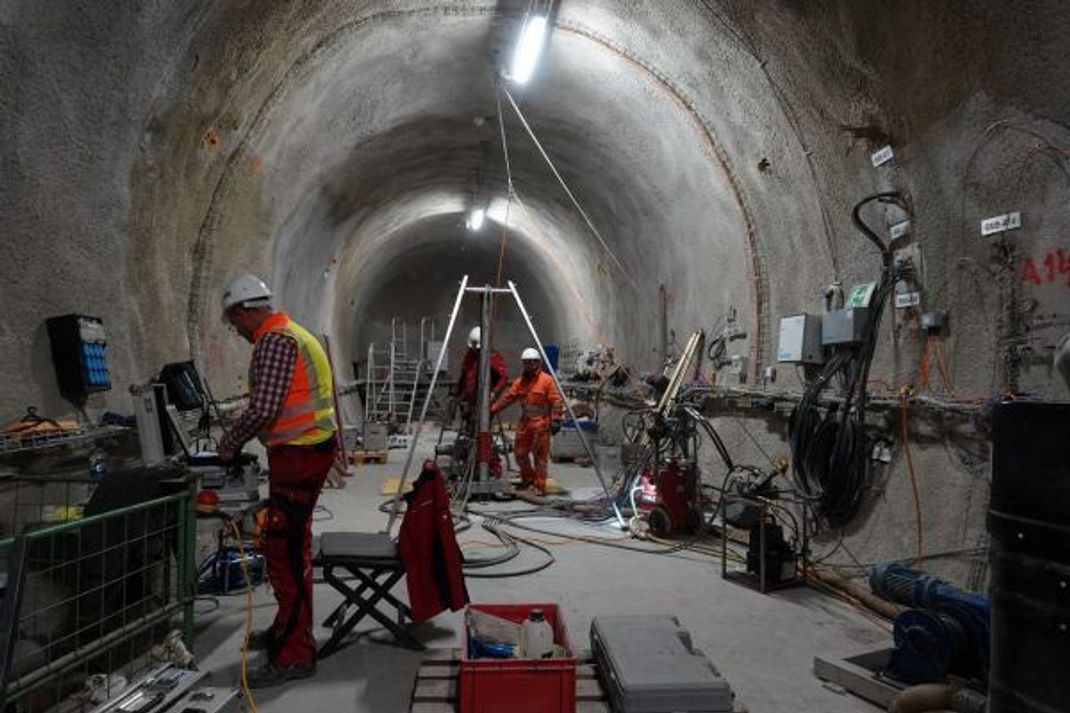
top-left (467, 207), bottom-right (486, 232)
top-left (510, 15), bottom-right (547, 85)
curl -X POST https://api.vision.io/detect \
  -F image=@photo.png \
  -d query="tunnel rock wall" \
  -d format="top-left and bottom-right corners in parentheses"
top-left (2, 0), bottom-right (1069, 586)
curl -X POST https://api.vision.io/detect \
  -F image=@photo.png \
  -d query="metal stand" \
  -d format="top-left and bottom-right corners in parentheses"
top-left (813, 649), bottom-right (904, 710)
top-left (385, 275), bottom-right (468, 534)
top-left (386, 276), bottom-right (624, 533)
top-left (719, 495), bottom-right (809, 594)
top-left (469, 285), bottom-right (508, 497)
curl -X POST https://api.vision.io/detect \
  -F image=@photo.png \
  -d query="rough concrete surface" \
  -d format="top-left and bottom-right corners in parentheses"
top-left (2, 0), bottom-right (1069, 631)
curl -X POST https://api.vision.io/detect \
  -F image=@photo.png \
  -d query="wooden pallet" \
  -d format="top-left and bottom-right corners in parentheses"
top-left (410, 648), bottom-right (749, 712)
top-left (410, 648), bottom-right (610, 713)
top-left (349, 449), bottom-right (388, 465)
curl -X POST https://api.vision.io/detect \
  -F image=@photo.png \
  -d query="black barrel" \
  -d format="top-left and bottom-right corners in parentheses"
top-left (988, 401), bottom-right (1070, 713)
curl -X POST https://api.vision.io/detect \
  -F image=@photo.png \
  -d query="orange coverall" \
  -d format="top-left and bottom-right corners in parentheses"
top-left (491, 366), bottom-right (563, 491)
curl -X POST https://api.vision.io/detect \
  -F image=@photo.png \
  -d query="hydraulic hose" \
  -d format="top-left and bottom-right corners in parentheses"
top-left (808, 566), bottom-right (906, 620)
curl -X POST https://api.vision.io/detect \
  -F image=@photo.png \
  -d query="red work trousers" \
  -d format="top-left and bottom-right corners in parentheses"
top-left (264, 442), bottom-right (335, 666)
top-left (514, 416), bottom-right (551, 490)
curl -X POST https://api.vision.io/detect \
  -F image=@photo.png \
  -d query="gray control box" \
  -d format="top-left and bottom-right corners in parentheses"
top-left (362, 421), bottom-right (389, 451)
top-left (821, 308), bottom-right (871, 346)
top-left (778, 314), bottom-right (822, 364)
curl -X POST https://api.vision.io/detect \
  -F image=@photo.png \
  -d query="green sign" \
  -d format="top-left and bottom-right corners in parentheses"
top-left (847, 282), bottom-right (877, 308)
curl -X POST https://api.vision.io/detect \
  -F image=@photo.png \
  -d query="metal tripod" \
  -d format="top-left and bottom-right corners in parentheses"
top-left (386, 276), bottom-right (625, 532)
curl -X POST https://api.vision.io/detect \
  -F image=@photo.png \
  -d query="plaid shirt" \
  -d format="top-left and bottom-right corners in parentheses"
top-left (219, 332), bottom-right (298, 458)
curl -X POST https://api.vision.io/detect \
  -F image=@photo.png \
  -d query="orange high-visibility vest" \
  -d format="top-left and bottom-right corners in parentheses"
top-left (251, 312), bottom-right (336, 448)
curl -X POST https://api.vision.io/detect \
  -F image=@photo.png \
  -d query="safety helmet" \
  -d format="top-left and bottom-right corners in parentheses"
top-left (468, 327), bottom-right (481, 348)
top-left (221, 273), bottom-right (272, 313)
top-left (521, 347), bottom-right (541, 361)
top-left (196, 489), bottom-right (220, 516)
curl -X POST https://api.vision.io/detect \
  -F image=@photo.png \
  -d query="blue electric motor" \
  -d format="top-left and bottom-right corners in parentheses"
top-left (197, 545), bottom-right (266, 595)
top-left (870, 562), bottom-right (990, 684)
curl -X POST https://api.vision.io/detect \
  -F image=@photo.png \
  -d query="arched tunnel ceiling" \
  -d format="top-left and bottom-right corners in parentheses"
top-left (9, 0), bottom-right (1067, 415)
top-left (188, 2), bottom-right (781, 388)
top-left (329, 210), bottom-right (565, 362)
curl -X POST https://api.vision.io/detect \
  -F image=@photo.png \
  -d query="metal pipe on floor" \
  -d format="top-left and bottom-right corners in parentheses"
top-left (887, 684), bottom-right (953, 713)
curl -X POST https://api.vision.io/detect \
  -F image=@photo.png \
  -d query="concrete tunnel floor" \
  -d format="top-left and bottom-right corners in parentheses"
top-left (191, 430), bottom-right (886, 713)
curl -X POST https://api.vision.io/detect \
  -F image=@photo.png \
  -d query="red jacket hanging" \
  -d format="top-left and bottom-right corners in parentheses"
top-left (398, 461), bottom-right (469, 622)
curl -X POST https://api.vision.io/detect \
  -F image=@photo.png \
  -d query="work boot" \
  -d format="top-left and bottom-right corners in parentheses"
top-left (246, 660), bottom-right (316, 689)
top-left (246, 629), bottom-right (275, 651)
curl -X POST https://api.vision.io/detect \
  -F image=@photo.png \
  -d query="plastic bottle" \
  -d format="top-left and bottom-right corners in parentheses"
top-left (520, 609), bottom-right (554, 659)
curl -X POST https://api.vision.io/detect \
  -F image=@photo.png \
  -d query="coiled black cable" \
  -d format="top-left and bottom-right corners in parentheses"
top-left (790, 192), bottom-right (911, 526)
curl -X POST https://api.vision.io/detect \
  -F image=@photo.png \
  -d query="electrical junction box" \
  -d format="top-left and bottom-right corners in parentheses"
top-left (727, 354), bottom-right (748, 376)
top-left (362, 421), bottom-right (388, 451)
top-left (46, 314), bottom-right (112, 404)
top-left (922, 311), bottom-right (946, 333)
top-left (822, 308), bottom-right (871, 346)
top-left (778, 314), bottom-right (823, 364)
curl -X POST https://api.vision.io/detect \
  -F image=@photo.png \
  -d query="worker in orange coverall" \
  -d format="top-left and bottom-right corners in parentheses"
top-left (490, 348), bottom-right (563, 493)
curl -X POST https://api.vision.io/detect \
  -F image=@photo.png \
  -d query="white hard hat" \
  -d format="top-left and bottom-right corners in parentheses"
top-left (468, 327), bottom-right (481, 348)
top-left (222, 273), bottom-right (273, 312)
top-left (521, 347), bottom-right (541, 361)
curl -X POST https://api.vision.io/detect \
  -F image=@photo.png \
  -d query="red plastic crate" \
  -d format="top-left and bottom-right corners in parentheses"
top-left (460, 603), bottom-right (577, 713)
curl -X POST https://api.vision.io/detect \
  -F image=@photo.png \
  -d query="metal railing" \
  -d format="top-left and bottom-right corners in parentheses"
top-left (0, 480), bottom-right (195, 712)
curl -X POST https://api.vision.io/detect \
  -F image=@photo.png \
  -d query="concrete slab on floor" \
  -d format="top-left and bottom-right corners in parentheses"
top-left (192, 440), bottom-right (887, 712)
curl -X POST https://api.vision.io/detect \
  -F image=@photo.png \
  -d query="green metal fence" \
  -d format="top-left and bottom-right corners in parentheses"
top-left (0, 481), bottom-right (195, 712)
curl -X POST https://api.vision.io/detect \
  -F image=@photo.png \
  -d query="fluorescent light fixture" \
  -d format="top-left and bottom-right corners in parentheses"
top-left (466, 207), bottom-right (486, 232)
top-left (510, 15), bottom-right (547, 85)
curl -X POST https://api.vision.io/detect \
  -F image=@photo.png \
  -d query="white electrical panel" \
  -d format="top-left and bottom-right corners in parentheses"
top-left (778, 314), bottom-right (822, 364)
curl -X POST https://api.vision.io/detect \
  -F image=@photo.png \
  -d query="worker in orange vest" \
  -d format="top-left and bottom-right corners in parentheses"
top-left (219, 273), bottom-right (337, 688)
top-left (491, 348), bottom-right (563, 493)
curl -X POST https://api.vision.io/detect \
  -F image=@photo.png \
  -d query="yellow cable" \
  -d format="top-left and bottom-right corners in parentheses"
top-left (230, 520), bottom-right (259, 713)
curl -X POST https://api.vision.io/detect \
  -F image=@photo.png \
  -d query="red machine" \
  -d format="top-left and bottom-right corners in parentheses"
top-left (637, 460), bottom-right (701, 537)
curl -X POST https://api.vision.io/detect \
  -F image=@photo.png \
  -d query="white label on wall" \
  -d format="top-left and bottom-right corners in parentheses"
top-left (981, 211), bottom-right (1022, 236)
top-left (895, 292), bottom-right (921, 309)
top-left (871, 145), bottom-right (894, 167)
top-left (889, 220), bottom-right (911, 241)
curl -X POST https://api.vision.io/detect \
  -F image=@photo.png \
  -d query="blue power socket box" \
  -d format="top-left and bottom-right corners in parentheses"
top-left (46, 314), bottom-right (112, 404)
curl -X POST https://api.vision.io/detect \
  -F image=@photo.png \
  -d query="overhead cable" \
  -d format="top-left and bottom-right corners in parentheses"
top-left (500, 85), bottom-right (640, 292)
